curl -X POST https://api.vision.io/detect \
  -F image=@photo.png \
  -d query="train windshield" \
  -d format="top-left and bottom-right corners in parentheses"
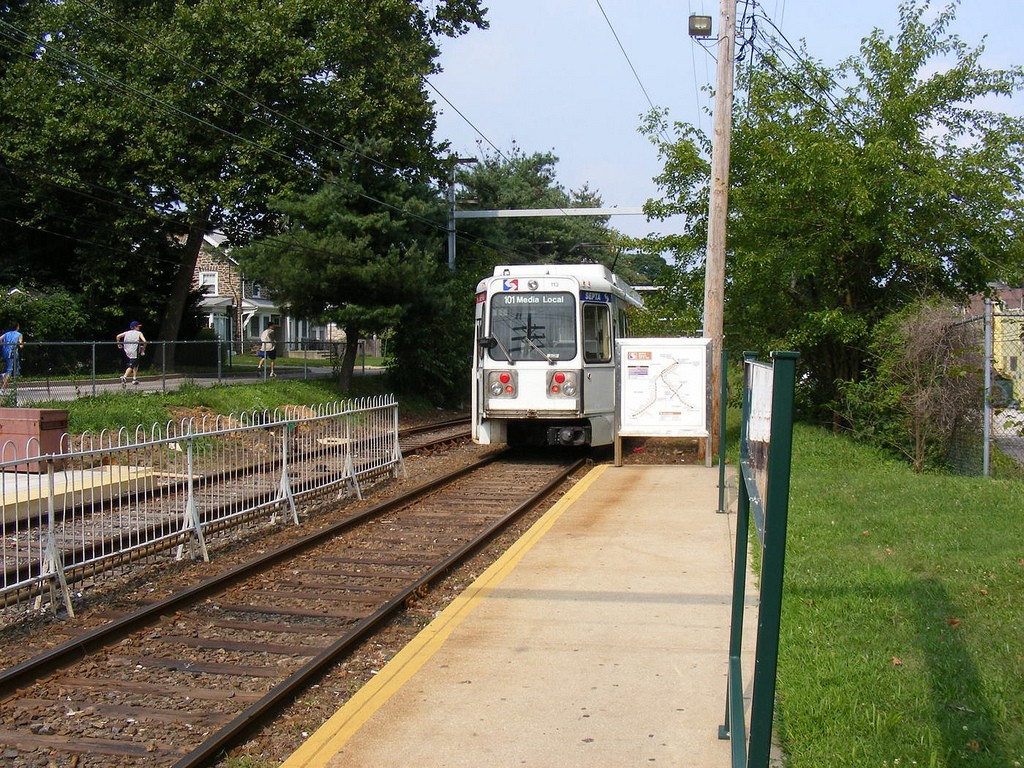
top-left (488, 292), bottom-right (577, 362)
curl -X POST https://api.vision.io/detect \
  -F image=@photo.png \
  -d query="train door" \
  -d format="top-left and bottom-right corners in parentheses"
top-left (471, 291), bottom-right (486, 443)
top-left (581, 300), bottom-right (615, 431)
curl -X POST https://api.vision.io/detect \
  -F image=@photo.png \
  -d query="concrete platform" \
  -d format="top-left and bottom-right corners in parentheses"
top-left (1, 465), bottom-right (187, 525)
top-left (281, 463), bottom-right (753, 768)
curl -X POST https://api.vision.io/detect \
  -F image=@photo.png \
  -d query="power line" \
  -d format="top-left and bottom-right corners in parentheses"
top-left (0, 8), bottom-right (586, 267)
top-left (423, 76), bottom-right (511, 164)
top-left (593, 0), bottom-right (671, 145)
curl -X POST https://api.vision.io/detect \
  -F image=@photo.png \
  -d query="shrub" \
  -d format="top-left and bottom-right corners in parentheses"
top-left (838, 299), bottom-right (983, 471)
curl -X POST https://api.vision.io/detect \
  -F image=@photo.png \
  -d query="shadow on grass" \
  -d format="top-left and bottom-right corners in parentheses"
top-left (910, 577), bottom-right (1008, 766)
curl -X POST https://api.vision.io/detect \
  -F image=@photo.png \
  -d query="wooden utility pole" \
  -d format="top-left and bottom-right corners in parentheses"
top-left (703, 0), bottom-right (737, 454)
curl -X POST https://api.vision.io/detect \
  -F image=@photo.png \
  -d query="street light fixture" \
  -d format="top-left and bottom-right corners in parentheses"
top-left (688, 14), bottom-right (713, 38)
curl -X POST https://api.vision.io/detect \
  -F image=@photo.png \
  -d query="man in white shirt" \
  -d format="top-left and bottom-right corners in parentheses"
top-left (116, 321), bottom-right (147, 385)
top-left (257, 323), bottom-right (277, 378)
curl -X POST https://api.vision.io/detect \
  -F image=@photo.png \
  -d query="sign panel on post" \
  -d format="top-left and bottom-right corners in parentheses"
top-left (615, 337), bottom-right (712, 464)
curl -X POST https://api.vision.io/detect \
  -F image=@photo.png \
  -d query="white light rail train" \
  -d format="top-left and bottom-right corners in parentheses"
top-left (472, 263), bottom-right (644, 447)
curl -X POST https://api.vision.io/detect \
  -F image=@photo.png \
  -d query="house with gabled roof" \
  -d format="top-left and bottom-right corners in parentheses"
top-left (192, 235), bottom-right (339, 354)
top-left (966, 281), bottom-right (1024, 407)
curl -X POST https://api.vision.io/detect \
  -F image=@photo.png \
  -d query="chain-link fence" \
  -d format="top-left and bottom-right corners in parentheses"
top-left (0, 339), bottom-right (375, 406)
top-left (948, 307), bottom-right (1024, 476)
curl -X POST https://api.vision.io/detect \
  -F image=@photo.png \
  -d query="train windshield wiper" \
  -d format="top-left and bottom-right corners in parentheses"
top-left (519, 331), bottom-right (554, 363)
top-left (481, 333), bottom-right (515, 364)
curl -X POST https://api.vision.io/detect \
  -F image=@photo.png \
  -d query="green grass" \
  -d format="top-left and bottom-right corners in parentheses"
top-left (38, 376), bottom-right (402, 435)
top-left (776, 424), bottom-right (1024, 767)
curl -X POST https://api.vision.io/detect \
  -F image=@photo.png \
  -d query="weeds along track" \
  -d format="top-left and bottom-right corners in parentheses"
top-left (0, 450), bottom-right (583, 767)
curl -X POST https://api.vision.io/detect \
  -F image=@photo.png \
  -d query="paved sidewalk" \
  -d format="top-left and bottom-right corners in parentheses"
top-left (282, 463), bottom-right (752, 768)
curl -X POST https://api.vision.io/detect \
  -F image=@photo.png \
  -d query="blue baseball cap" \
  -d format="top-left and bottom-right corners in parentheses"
top-left (129, 321), bottom-right (141, 329)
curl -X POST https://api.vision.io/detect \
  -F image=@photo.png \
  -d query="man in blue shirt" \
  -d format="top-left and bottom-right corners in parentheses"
top-left (1, 322), bottom-right (24, 390)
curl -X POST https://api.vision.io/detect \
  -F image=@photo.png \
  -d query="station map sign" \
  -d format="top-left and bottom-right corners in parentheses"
top-left (616, 337), bottom-right (712, 438)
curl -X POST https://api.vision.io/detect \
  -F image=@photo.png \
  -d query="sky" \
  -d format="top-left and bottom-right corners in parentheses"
top-left (429, 0), bottom-right (1023, 242)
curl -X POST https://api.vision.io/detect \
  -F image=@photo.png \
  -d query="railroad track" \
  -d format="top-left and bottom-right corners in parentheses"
top-left (0, 450), bottom-right (584, 767)
top-left (397, 418), bottom-right (470, 452)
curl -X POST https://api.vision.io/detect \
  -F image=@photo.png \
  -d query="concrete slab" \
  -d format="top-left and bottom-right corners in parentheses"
top-left (282, 464), bottom-right (752, 768)
top-left (1, 465), bottom-right (190, 524)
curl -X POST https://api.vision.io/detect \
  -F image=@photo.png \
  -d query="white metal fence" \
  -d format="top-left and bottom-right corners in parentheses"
top-left (0, 395), bottom-right (402, 620)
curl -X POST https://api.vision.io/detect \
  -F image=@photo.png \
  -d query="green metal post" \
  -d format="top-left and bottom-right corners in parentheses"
top-left (717, 345), bottom-right (728, 513)
top-left (747, 351), bottom-right (798, 767)
top-left (720, 353), bottom-right (758, 764)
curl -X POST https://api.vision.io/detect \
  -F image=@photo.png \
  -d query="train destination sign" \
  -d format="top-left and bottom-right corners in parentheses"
top-left (493, 293), bottom-right (569, 306)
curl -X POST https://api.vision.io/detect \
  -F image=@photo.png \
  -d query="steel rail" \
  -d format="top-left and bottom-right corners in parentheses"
top-left (0, 449), bottom-right (504, 696)
top-left (174, 454), bottom-right (586, 767)
top-left (398, 418), bottom-right (470, 437)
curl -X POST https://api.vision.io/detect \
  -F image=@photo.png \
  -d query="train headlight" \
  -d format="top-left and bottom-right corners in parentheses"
top-left (548, 371), bottom-right (577, 397)
top-left (487, 370), bottom-right (517, 397)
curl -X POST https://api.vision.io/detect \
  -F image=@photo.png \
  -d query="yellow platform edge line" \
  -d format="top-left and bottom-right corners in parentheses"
top-left (279, 463), bottom-right (610, 768)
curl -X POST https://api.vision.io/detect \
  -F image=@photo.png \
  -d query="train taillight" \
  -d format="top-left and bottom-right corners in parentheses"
top-left (548, 371), bottom-right (577, 397)
top-left (487, 370), bottom-right (517, 397)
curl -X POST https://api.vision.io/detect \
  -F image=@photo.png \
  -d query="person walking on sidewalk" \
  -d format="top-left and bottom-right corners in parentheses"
top-left (257, 322), bottom-right (277, 378)
top-left (1, 322), bottom-right (24, 390)
top-left (116, 320), bottom-right (147, 385)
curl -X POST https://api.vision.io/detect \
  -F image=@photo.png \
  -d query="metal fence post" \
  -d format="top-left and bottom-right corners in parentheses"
top-left (720, 353), bottom-right (758, 751)
top-left (176, 431), bottom-right (210, 562)
top-left (717, 345), bottom-right (729, 513)
top-left (39, 458), bottom-right (75, 617)
top-left (274, 423), bottom-right (299, 525)
top-left (747, 351), bottom-right (798, 768)
top-left (984, 298), bottom-right (992, 477)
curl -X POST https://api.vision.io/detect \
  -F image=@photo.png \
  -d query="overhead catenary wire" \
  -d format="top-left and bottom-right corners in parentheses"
top-left (1, 135), bottom-right (542, 269)
top-left (593, 0), bottom-right (672, 146)
top-left (65, 0), bottom-right (409, 179)
top-left (0, 7), bottom-right (562, 264)
top-left (422, 76), bottom-right (512, 166)
top-left (428, 1), bottom-right (698, 232)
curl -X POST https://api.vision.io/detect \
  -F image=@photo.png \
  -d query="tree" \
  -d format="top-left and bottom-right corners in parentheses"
top-left (453, 146), bottom-right (621, 280)
top-left (643, 1), bottom-right (1024, 419)
top-left (0, 287), bottom-right (90, 342)
top-left (233, 146), bottom-right (448, 392)
top-left (0, 0), bottom-right (486, 342)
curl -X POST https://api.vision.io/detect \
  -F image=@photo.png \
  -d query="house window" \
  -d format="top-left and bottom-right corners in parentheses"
top-left (199, 271), bottom-right (219, 295)
top-left (1011, 356), bottom-right (1018, 373)
top-left (251, 282), bottom-right (263, 298)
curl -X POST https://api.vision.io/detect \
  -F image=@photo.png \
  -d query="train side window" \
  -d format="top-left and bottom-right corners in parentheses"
top-left (583, 303), bottom-right (612, 363)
